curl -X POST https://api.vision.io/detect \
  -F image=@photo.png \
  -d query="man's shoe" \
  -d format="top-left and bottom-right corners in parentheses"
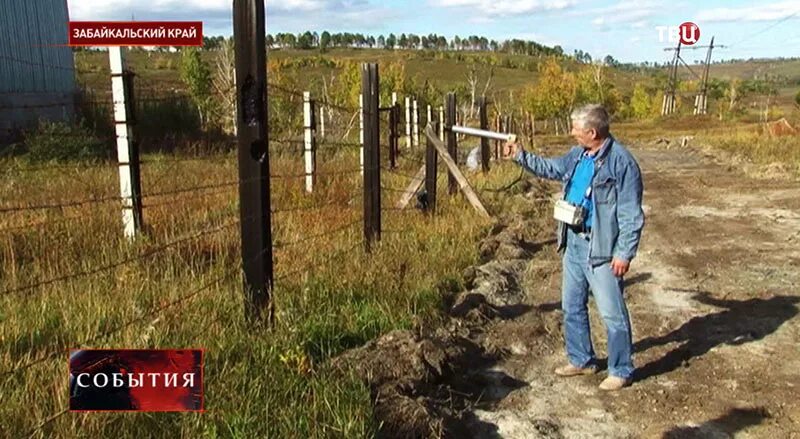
top-left (554, 363), bottom-right (598, 377)
top-left (598, 376), bottom-right (631, 391)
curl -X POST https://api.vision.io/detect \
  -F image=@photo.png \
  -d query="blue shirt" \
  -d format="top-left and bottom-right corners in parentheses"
top-left (565, 151), bottom-right (595, 228)
top-left (513, 136), bottom-right (645, 264)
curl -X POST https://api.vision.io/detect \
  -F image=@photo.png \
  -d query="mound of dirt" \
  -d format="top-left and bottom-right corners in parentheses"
top-left (331, 205), bottom-right (553, 438)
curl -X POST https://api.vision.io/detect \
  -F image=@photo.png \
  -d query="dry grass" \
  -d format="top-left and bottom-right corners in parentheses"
top-left (5, 47), bottom-right (797, 437)
top-left (0, 139), bottom-right (531, 437)
top-left (614, 115), bottom-right (800, 178)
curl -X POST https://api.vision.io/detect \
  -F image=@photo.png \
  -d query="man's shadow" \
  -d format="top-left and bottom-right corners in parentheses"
top-left (634, 292), bottom-right (799, 382)
top-left (661, 407), bottom-right (769, 438)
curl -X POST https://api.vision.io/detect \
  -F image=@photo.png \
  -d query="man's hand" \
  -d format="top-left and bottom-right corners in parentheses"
top-left (610, 257), bottom-right (630, 277)
top-left (503, 141), bottom-right (520, 159)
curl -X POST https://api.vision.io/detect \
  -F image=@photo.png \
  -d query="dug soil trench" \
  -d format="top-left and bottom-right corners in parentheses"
top-left (333, 140), bottom-right (800, 438)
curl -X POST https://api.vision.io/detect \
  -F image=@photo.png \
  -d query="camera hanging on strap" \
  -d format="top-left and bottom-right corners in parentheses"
top-left (553, 185), bottom-right (592, 226)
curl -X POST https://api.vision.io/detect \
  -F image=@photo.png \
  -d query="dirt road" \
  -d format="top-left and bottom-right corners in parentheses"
top-left (336, 140), bottom-right (800, 438)
top-left (465, 142), bottom-right (800, 438)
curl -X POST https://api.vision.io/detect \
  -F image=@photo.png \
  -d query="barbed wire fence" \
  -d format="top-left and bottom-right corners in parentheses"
top-left (1, 45), bottom-right (541, 434)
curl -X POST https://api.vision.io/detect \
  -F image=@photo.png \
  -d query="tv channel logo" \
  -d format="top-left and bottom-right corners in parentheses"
top-left (656, 22), bottom-right (701, 45)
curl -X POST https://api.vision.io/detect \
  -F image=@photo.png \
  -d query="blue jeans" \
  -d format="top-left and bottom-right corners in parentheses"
top-left (562, 228), bottom-right (634, 379)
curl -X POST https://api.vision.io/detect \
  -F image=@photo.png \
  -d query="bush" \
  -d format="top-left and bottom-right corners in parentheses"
top-left (25, 120), bottom-right (108, 163)
top-left (136, 93), bottom-right (202, 142)
top-left (795, 89), bottom-right (800, 107)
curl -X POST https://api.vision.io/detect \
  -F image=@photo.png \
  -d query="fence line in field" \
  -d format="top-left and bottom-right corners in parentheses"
top-left (2, 62), bottom-right (534, 438)
top-left (0, 209), bottom-right (364, 374)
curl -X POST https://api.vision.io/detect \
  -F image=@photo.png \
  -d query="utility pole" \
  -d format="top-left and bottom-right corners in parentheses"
top-left (694, 36), bottom-right (715, 115)
top-left (662, 38), bottom-right (723, 117)
top-left (662, 41), bottom-right (681, 116)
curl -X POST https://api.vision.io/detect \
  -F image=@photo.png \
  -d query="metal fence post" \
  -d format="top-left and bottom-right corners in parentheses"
top-left (446, 92), bottom-right (458, 195)
top-left (109, 46), bottom-right (143, 241)
top-left (303, 91), bottom-right (316, 193)
top-left (479, 96), bottom-right (490, 173)
top-left (362, 63), bottom-right (381, 252)
top-left (234, 0), bottom-right (273, 323)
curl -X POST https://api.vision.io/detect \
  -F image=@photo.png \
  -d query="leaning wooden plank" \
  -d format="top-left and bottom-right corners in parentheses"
top-left (396, 164), bottom-right (426, 209)
top-left (424, 126), bottom-right (491, 219)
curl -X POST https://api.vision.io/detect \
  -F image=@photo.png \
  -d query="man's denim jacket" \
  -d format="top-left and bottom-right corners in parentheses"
top-left (514, 135), bottom-right (645, 266)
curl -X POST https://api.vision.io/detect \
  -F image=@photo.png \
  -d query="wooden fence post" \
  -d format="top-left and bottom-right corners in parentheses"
top-left (479, 96), bottom-right (490, 173)
top-left (425, 131), bottom-right (438, 215)
top-left (233, 0), bottom-right (273, 323)
top-left (359, 93), bottom-right (364, 174)
top-left (446, 92), bottom-right (458, 195)
top-left (362, 63), bottom-right (381, 252)
top-left (303, 91), bottom-right (316, 193)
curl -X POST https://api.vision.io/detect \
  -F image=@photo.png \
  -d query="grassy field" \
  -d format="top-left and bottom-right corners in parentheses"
top-left (71, 47), bottom-right (800, 130)
top-left (0, 135), bottom-right (538, 436)
top-left (1, 47), bottom-right (799, 437)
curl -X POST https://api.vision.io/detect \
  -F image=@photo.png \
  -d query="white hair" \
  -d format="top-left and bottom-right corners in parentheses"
top-left (571, 104), bottom-right (610, 136)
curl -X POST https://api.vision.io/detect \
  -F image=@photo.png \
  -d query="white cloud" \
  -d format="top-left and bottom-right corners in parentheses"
top-left (67, 0), bottom-right (395, 33)
top-left (695, 1), bottom-right (800, 22)
top-left (573, 0), bottom-right (662, 30)
top-left (431, 0), bottom-right (575, 18)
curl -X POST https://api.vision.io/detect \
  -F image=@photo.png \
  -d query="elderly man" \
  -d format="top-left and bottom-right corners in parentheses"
top-left (505, 104), bottom-right (644, 390)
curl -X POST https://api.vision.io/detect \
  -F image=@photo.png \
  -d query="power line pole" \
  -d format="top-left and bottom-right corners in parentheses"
top-left (234, 0), bottom-right (273, 323)
top-left (662, 39), bottom-right (724, 117)
top-left (695, 36), bottom-right (715, 115)
top-left (662, 41), bottom-right (681, 116)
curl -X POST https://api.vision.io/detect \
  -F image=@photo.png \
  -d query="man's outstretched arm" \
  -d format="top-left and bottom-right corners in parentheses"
top-left (504, 142), bottom-right (574, 181)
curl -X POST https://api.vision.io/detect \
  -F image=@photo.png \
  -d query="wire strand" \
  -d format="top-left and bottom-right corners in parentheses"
top-left (274, 218), bottom-right (361, 249)
top-left (274, 241), bottom-right (362, 283)
top-left (0, 220), bottom-right (237, 297)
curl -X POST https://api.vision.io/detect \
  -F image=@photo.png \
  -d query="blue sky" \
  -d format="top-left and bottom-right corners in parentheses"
top-left (67, 0), bottom-right (800, 63)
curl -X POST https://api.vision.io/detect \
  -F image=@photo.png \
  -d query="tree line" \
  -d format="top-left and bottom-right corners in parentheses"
top-left (202, 32), bottom-right (566, 58)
